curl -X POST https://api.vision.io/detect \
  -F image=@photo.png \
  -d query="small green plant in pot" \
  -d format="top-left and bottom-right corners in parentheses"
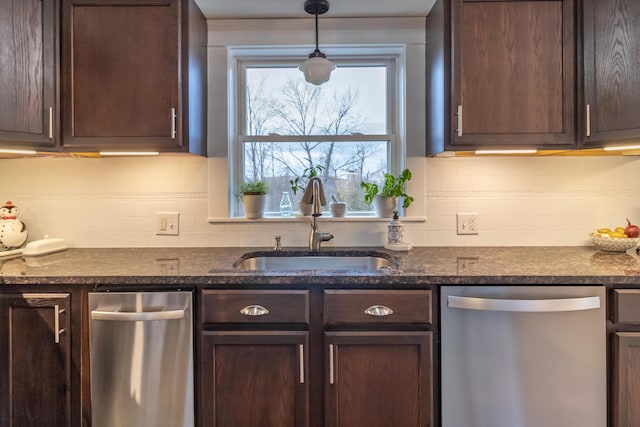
top-left (236, 180), bottom-right (269, 219)
top-left (289, 165), bottom-right (323, 215)
top-left (289, 164), bottom-right (324, 197)
top-left (361, 168), bottom-right (413, 217)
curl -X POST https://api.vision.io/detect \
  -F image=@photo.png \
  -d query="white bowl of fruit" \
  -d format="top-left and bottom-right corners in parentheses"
top-left (591, 219), bottom-right (640, 252)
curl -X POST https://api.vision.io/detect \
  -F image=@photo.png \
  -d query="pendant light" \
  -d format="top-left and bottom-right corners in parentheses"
top-left (299, 0), bottom-right (335, 85)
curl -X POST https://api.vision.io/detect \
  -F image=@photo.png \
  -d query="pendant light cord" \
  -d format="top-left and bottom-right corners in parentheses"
top-left (315, 12), bottom-right (320, 51)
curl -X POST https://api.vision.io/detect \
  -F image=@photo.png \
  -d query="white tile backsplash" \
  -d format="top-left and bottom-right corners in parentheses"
top-left (3, 155), bottom-right (640, 248)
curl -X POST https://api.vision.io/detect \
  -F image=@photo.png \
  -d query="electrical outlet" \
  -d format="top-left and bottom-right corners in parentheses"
top-left (457, 257), bottom-right (479, 274)
top-left (157, 258), bottom-right (180, 274)
top-left (457, 212), bottom-right (479, 235)
top-left (156, 212), bottom-right (180, 235)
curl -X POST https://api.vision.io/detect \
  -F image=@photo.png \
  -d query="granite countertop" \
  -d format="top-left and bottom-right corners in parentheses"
top-left (2, 246), bottom-right (640, 287)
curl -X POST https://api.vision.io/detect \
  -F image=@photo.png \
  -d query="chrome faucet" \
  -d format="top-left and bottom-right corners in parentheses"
top-left (309, 179), bottom-right (334, 250)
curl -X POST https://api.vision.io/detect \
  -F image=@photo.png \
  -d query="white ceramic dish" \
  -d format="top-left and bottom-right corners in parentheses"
top-left (22, 237), bottom-right (69, 256)
top-left (590, 233), bottom-right (640, 252)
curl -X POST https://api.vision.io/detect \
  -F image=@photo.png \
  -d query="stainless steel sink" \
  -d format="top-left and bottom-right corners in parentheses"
top-left (233, 250), bottom-right (398, 272)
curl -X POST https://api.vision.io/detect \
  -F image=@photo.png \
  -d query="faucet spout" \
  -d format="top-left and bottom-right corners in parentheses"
top-left (310, 217), bottom-right (333, 251)
top-left (309, 179), bottom-right (333, 250)
top-left (312, 179), bottom-right (322, 216)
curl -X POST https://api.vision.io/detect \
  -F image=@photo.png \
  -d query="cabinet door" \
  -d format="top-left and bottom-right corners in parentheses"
top-left (582, 0), bottom-right (640, 147)
top-left (0, 293), bottom-right (71, 426)
top-left (0, 0), bottom-right (58, 149)
top-left (450, 0), bottom-right (575, 149)
top-left (612, 332), bottom-right (640, 427)
top-left (324, 331), bottom-right (432, 427)
top-left (201, 330), bottom-right (310, 427)
top-left (61, 0), bottom-right (181, 151)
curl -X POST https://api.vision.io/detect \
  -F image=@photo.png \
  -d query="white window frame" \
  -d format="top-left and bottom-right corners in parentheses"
top-left (229, 47), bottom-right (406, 217)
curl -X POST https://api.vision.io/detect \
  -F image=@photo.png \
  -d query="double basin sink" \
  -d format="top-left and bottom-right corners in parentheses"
top-left (233, 250), bottom-right (399, 272)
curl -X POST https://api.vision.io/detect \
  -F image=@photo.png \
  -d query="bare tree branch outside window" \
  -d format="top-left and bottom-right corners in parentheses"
top-left (240, 63), bottom-right (392, 215)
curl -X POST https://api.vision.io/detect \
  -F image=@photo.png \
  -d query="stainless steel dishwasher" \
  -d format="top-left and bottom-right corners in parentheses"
top-left (88, 291), bottom-right (193, 427)
top-left (441, 285), bottom-right (606, 427)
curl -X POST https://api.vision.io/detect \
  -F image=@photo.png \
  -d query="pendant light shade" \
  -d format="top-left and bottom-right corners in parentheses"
top-left (299, 0), bottom-right (335, 85)
top-left (299, 54), bottom-right (335, 86)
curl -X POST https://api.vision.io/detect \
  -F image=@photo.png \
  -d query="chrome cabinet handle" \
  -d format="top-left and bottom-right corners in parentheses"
top-left (54, 305), bottom-right (65, 343)
top-left (299, 344), bottom-right (304, 384)
top-left (91, 309), bottom-right (185, 321)
top-left (48, 107), bottom-right (53, 139)
top-left (586, 103), bottom-right (591, 137)
top-left (456, 105), bottom-right (463, 136)
top-left (364, 305), bottom-right (394, 316)
top-left (329, 344), bottom-right (335, 384)
top-left (240, 304), bottom-right (270, 316)
top-left (171, 108), bottom-right (177, 139)
top-left (448, 295), bottom-right (600, 312)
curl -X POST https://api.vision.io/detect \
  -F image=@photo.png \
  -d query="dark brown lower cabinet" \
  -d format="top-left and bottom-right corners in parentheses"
top-left (611, 288), bottom-right (640, 427)
top-left (612, 332), bottom-right (640, 426)
top-left (199, 289), bottom-right (311, 426)
top-left (200, 331), bottom-right (309, 427)
top-left (199, 288), bottom-right (436, 427)
top-left (324, 331), bottom-right (432, 427)
top-left (0, 293), bottom-right (72, 426)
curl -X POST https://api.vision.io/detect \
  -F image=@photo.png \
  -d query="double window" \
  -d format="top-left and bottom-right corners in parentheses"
top-left (232, 51), bottom-right (403, 217)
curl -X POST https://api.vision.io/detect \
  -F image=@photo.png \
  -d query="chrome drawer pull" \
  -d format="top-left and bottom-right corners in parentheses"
top-left (48, 107), bottom-right (54, 139)
top-left (240, 304), bottom-right (270, 316)
top-left (329, 344), bottom-right (335, 384)
top-left (299, 344), bottom-right (304, 384)
top-left (170, 108), bottom-right (177, 139)
top-left (364, 305), bottom-right (394, 316)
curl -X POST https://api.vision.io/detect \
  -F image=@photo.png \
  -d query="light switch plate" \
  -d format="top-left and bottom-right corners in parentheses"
top-left (156, 212), bottom-right (180, 235)
top-left (457, 212), bottom-right (479, 235)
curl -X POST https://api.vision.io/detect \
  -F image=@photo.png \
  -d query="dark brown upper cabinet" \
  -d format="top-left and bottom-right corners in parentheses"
top-left (0, 0), bottom-right (59, 150)
top-left (581, 0), bottom-right (640, 148)
top-left (427, 0), bottom-right (577, 155)
top-left (60, 0), bottom-right (207, 155)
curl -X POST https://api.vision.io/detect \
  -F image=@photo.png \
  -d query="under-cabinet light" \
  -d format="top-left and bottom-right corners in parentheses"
top-left (603, 145), bottom-right (640, 152)
top-left (99, 151), bottom-right (160, 156)
top-left (474, 149), bottom-right (538, 155)
top-left (0, 148), bottom-right (37, 155)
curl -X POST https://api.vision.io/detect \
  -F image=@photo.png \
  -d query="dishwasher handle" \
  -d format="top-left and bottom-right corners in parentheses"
top-left (91, 308), bottom-right (185, 321)
top-left (447, 295), bottom-right (600, 312)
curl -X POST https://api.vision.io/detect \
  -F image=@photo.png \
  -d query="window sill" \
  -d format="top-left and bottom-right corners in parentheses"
top-left (207, 216), bottom-right (427, 224)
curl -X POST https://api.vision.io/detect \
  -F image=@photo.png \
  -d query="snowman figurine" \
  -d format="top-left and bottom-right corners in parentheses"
top-left (0, 201), bottom-right (28, 250)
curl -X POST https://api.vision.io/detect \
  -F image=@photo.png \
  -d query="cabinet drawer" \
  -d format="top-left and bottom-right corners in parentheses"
top-left (324, 290), bottom-right (432, 325)
top-left (613, 289), bottom-right (640, 324)
top-left (201, 290), bottom-right (309, 324)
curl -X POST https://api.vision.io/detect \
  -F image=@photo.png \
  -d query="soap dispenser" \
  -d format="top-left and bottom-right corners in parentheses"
top-left (387, 211), bottom-right (404, 245)
top-left (384, 211), bottom-right (412, 251)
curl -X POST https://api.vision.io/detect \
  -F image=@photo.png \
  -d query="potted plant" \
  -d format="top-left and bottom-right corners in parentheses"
top-left (360, 168), bottom-right (413, 217)
top-left (236, 180), bottom-right (269, 219)
top-left (289, 164), bottom-right (323, 216)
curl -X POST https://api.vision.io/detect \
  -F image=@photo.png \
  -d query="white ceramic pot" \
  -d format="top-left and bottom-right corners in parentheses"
top-left (330, 202), bottom-right (347, 217)
top-left (243, 194), bottom-right (266, 219)
top-left (374, 195), bottom-right (397, 218)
